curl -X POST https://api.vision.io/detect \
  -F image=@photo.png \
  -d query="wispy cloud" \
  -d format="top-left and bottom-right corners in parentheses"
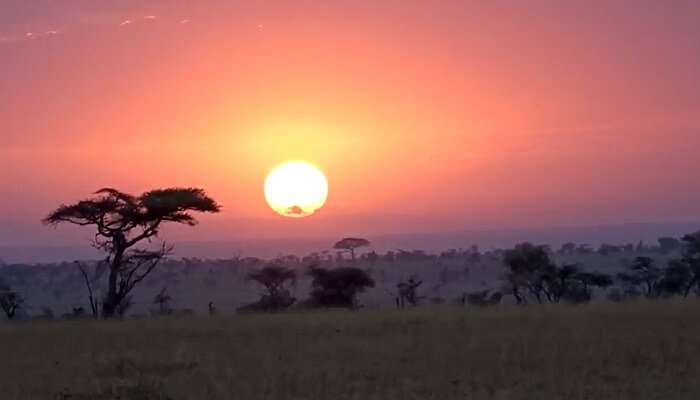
top-left (1, 13), bottom-right (188, 46)
top-left (0, 30), bottom-right (62, 43)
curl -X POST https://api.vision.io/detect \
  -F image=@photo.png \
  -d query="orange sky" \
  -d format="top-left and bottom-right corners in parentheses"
top-left (1, 1), bottom-right (699, 245)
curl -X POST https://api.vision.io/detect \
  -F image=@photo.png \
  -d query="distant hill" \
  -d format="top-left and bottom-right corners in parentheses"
top-left (1, 221), bottom-right (698, 264)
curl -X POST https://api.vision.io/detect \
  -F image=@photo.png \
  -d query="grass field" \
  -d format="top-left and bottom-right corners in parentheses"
top-left (2, 301), bottom-right (700, 400)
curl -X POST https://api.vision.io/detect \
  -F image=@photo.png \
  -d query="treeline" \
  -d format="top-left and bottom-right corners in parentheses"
top-left (501, 230), bottom-right (700, 305)
top-left (0, 186), bottom-right (698, 321)
top-left (2, 230), bottom-right (698, 321)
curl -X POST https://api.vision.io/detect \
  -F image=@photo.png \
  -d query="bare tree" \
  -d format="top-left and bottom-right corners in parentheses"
top-left (75, 261), bottom-right (105, 318)
top-left (43, 187), bottom-right (220, 318)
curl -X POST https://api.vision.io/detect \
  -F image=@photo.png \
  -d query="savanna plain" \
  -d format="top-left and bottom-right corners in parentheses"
top-left (3, 300), bottom-right (699, 400)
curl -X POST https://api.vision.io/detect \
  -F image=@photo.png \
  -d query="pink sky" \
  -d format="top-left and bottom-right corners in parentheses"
top-left (1, 1), bottom-right (699, 245)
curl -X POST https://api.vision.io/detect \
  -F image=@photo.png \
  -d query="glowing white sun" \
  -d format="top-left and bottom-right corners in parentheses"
top-left (264, 161), bottom-right (328, 218)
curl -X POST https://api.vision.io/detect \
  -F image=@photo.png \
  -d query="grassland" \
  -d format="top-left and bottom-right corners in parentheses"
top-left (2, 301), bottom-right (700, 400)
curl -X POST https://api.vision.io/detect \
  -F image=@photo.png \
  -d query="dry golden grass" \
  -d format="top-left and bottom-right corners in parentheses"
top-left (2, 301), bottom-right (700, 399)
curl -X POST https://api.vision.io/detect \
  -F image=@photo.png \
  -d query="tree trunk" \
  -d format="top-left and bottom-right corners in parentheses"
top-left (77, 263), bottom-right (99, 318)
top-left (102, 249), bottom-right (123, 319)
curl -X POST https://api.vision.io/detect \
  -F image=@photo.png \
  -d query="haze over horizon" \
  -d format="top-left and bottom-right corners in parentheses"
top-left (2, 1), bottom-right (700, 248)
top-left (3, 220), bottom-right (700, 264)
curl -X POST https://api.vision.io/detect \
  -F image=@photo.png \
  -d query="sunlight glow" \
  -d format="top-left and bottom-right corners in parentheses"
top-left (264, 161), bottom-right (328, 218)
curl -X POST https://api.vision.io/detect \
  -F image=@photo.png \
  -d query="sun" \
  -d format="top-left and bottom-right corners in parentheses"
top-left (264, 161), bottom-right (328, 218)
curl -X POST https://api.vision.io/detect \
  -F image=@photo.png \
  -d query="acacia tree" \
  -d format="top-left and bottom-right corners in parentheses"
top-left (542, 264), bottom-right (612, 304)
top-left (503, 243), bottom-right (554, 304)
top-left (306, 264), bottom-right (375, 308)
top-left (333, 237), bottom-right (370, 262)
top-left (503, 243), bottom-right (612, 304)
top-left (616, 256), bottom-right (662, 297)
top-left (43, 188), bottom-right (220, 318)
top-left (238, 263), bottom-right (297, 312)
top-left (248, 264), bottom-right (296, 298)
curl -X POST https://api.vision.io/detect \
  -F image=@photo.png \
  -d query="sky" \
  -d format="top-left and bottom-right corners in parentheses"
top-left (1, 1), bottom-right (699, 246)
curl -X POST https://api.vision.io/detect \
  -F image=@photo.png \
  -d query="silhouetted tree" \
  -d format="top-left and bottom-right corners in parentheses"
top-left (153, 287), bottom-right (173, 316)
top-left (503, 244), bottom-right (612, 304)
top-left (598, 243), bottom-right (622, 256)
top-left (558, 242), bottom-right (577, 255)
top-left (306, 264), bottom-right (374, 308)
top-left (543, 263), bottom-right (581, 303)
top-left (0, 281), bottom-right (23, 320)
top-left (396, 277), bottom-right (422, 308)
top-left (575, 271), bottom-right (614, 293)
top-left (248, 264), bottom-right (296, 296)
top-left (616, 256), bottom-right (662, 297)
top-left (622, 243), bottom-right (635, 252)
top-left (657, 259), bottom-right (691, 297)
top-left (333, 238), bottom-right (370, 262)
top-left (541, 264), bottom-right (612, 304)
top-left (366, 251), bottom-right (379, 266)
top-left (466, 245), bottom-right (482, 263)
top-left (635, 241), bottom-right (647, 253)
top-left (677, 231), bottom-right (700, 296)
top-left (503, 243), bottom-right (554, 303)
top-left (75, 261), bottom-right (103, 318)
top-left (239, 264), bottom-right (297, 312)
top-left (658, 237), bottom-right (681, 255)
top-left (43, 187), bottom-right (220, 318)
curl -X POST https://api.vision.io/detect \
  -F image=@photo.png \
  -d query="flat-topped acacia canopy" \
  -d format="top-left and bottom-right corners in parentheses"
top-left (43, 187), bottom-right (220, 318)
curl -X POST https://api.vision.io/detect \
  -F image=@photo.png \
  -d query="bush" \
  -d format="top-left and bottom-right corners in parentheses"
top-left (306, 265), bottom-right (375, 308)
